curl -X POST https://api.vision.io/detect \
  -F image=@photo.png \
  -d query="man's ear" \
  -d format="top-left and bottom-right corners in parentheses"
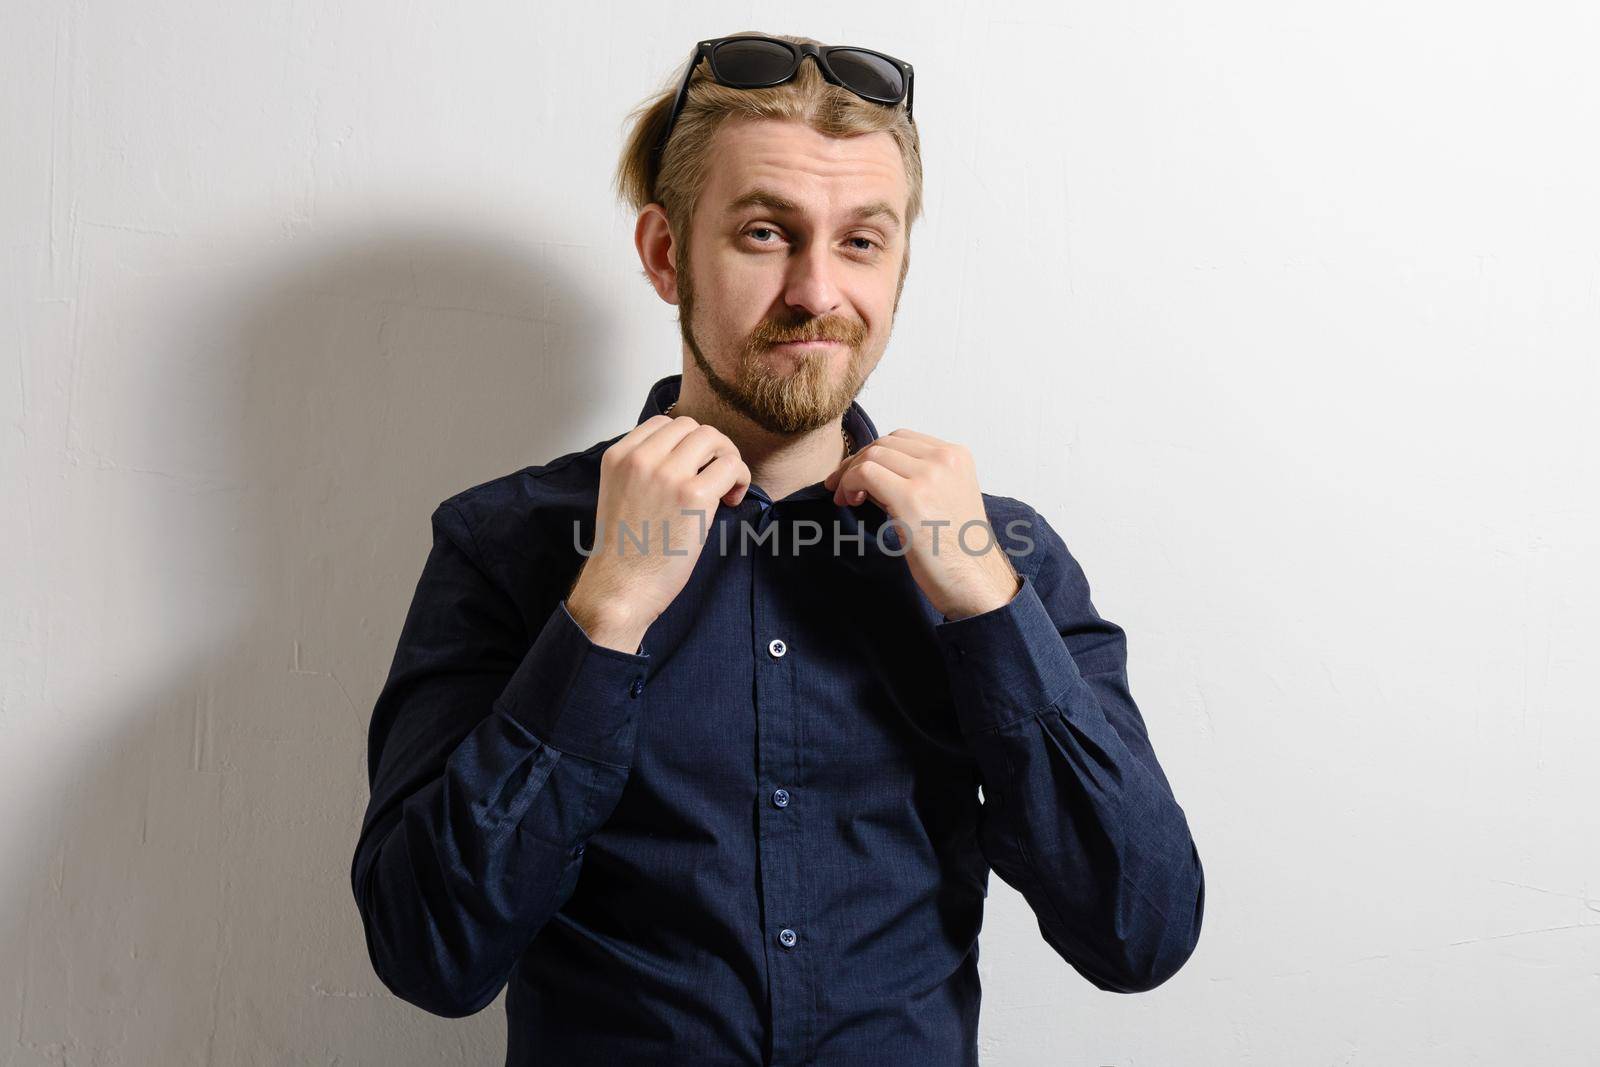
top-left (634, 204), bottom-right (681, 306)
top-left (894, 239), bottom-right (911, 314)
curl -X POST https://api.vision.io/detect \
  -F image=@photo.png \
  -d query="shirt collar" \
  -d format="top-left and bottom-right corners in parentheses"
top-left (634, 373), bottom-right (881, 506)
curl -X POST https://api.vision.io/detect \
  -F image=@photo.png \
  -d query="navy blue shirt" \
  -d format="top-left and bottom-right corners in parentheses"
top-left (351, 373), bottom-right (1204, 1065)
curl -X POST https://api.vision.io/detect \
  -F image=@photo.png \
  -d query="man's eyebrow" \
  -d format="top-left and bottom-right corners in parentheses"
top-left (724, 187), bottom-right (902, 233)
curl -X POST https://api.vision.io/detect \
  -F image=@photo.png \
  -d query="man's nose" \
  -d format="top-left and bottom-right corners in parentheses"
top-left (783, 238), bottom-right (844, 318)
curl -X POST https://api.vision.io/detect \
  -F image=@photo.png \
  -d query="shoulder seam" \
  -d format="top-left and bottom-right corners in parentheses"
top-left (523, 431), bottom-right (627, 482)
top-left (437, 498), bottom-right (532, 637)
top-left (441, 499), bottom-right (488, 567)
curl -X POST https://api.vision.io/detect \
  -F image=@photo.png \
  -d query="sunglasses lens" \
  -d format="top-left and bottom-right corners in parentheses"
top-left (712, 38), bottom-right (796, 86)
top-left (825, 49), bottom-right (905, 103)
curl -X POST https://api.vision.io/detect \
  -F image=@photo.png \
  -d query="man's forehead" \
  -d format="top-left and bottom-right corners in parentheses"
top-left (704, 120), bottom-right (907, 228)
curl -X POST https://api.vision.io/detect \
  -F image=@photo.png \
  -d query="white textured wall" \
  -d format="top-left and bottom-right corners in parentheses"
top-left (4, 1), bottom-right (1597, 1063)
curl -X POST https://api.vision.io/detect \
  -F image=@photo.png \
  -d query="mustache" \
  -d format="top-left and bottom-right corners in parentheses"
top-left (758, 324), bottom-right (863, 346)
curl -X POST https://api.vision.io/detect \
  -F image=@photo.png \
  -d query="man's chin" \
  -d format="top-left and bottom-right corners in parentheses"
top-left (736, 393), bottom-right (849, 436)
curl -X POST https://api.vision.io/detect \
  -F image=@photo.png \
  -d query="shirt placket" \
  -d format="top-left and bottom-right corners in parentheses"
top-left (749, 499), bottom-right (813, 1066)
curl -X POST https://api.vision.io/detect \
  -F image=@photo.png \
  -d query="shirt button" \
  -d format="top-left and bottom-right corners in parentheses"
top-left (772, 788), bottom-right (790, 808)
top-left (629, 677), bottom-right (645, 698)
top-left (768, 638), bottom-right (787, 658)
top-left (778, 927), bottom-right (798, 948)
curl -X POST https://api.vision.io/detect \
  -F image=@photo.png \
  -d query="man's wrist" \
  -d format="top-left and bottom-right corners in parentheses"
top-left (941, 559), bottom-right (1024, 622)
top-left (566, 582), bottom-right (651, 654)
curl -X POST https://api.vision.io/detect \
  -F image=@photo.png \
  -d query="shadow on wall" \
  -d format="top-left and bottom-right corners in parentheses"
top-left (1, 222), bottom-right (632, 1062)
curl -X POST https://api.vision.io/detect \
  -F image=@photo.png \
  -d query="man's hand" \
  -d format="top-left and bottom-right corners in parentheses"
top-left (823, 430), bottom-right (1022, 621)
top-left (567, 415), bottom-right (752, 652)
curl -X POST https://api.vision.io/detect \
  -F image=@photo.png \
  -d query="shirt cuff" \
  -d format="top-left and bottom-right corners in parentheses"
top-left (493, 599), bottom-right (652, 767)
top-left (932, 571), bottom-right (1084, 735)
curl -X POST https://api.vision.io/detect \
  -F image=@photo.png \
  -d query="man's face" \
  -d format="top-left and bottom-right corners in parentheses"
top-left (675, 117), bottom-right (909, 436)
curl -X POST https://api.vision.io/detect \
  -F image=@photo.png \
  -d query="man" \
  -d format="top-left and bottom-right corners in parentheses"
top-left (351, 31), bottom-right (1204, 1066)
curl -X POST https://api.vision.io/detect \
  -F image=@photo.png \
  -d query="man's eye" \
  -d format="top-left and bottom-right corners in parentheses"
top-left (743, 228), bottom-right (881, 254)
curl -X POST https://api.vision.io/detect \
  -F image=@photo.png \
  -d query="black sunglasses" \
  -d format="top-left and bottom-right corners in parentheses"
top-left (652, 35), bottom-right (914, 166)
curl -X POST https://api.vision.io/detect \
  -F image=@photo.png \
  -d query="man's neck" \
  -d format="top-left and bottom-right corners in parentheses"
top-left (669, 380), bottom-right (851, 504)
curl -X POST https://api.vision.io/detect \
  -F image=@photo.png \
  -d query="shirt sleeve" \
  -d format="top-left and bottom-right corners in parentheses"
top-left (931, 505), bottom-right (1205, 993)
top-left (350, 500), bottom-right (651, 1018)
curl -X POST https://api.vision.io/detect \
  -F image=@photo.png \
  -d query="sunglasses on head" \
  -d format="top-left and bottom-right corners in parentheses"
top-left (652, 35), bottom-right (915, 166)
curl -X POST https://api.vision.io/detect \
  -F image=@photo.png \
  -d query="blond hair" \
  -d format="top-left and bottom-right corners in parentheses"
top-left (613, 32), bottom-right (923, 288)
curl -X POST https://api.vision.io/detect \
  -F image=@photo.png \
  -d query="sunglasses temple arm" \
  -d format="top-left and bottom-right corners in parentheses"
top-left (656, 47), bottom-right (701, 162)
